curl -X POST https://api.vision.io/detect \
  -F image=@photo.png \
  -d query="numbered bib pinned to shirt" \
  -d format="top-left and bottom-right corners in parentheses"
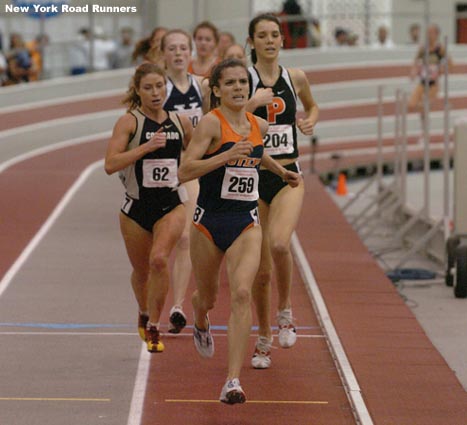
top-left (176, 107), bottom-right (203, 128)
top-left (142, 159), bottom-right (178, 188)
top-left (221, 167), bottom-right (259, 202)
top-left (263, 124), bottom-right (294, 156)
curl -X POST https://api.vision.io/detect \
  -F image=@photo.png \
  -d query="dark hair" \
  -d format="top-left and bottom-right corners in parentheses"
top-left (132, 27), bottom-right (167, 62)
top-left (283, 0), bottom-right (302, 15)
top-left (209, 58), bottom-right (248, 109)
top-left (193, 20), bottom-right (220, 44)
top-left (160, 29), bottom-right (193, 52)
top-left (248, 14), bottom-right (282, 64)
top-left (122, 63), bottom-right (166, 111)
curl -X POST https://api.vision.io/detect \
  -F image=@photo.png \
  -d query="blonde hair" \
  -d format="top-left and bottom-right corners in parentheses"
top-left (122, 63), bottom-right (166, 111)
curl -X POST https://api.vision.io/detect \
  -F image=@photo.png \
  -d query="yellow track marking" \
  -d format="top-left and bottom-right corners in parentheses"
top-left (0, 397), bottom-right (110, 402)
top-left (165, 399), bottom-right (328, 405)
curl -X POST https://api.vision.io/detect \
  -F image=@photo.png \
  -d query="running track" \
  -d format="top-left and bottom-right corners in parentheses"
top-left (1, 64), bottom-right (466, 424)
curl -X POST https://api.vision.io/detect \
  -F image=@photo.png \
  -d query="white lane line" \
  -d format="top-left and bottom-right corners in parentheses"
top-left (0, 331), bottom-right (324, 338)
top-left (0, 109), bottom-right (120, 138)
top-left (0, 89), bottom-right (124, 114)
top-left (127, 344), bottom-right (151, 425)
top-left (0, 132), bottom-right (110, 174)
top-left (0, 160), bottom-right (103, 299)
top-left (291, 232), bottom-right (374, 425)
top-left (0, 332), bottom-right (138, 336)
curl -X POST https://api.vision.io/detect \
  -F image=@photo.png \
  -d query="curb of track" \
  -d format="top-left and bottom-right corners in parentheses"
top-left (291, 232), bottom-right (374, 425)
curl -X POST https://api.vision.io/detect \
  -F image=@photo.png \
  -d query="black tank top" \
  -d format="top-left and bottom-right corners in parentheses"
top-left (418, 44), bottom-right (445, 83)
top-left (119, 109), bottom-right (184, 203)
top-left (248, 66), bottom-right (298, 160)
top-left (164, 74), bottom-right (203, 127)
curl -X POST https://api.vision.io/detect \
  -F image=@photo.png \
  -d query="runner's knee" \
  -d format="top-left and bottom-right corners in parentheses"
top-left (231, 287), bottom-right (251, 307)
top-left (270, 240), bottom-right (290, 258)
top-left (149, 253), bottom-right (169, 273)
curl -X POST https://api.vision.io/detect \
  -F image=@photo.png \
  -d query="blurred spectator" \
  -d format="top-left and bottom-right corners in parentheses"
top-left (280, 0), bottom-right (308, 48)
top-left (110, 27), bottom-right (135, 69)
top-left (308, 17), bottom-right (322, 47)
top-left (0, 49), bottom-right (7, 85)
top-left (409, 23), bottom-right (421, 44)
top-left (373, 25), bottom-right (394, 48)
top-left (334, 27), bottom-right (348, 46)
top-left (69, 27), bottom-right (89, 75)
top-left (90, 26), bottom-right (116, 71)
top-left (223, 43), bottom-right (246, 65)
top-left (217, 31), bottom-right (235, 58)
top-left (5, 33), bottom-right (36, 84)
top-left (347, 32), bottom-right (359, 46)
top-left (132, 27), bottom-right (167, 67)
top-left (26, 34), bottom-right (49, 80)
top-left (188, 21), bottom-right (219, 77)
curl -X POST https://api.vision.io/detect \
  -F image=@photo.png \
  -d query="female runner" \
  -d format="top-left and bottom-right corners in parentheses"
top-left (160, 29), bottom-right (208, 333)
top-left (408, 23), bottom-right (453, 114)
top-left (178, 59), bottom-right (300, 403)
top-left (246, 14), bottom-right (319, 369)
top-left (105, 63), bottom-right (192, 353)
top-left (188, 21), bottom-right (220, 77)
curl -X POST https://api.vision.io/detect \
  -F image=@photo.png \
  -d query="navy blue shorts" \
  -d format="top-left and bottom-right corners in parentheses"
top-left (259, 161), bottom-right (301, 205)
top-left (121, 191), bottom-right (181, 232)
top-left (192, 205), bottom-right (259, 252)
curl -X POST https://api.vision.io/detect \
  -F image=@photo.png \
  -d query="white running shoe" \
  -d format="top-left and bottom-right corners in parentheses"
top-left (168, 306), bottom-right (187, 334)
top-left (251, 336), bottom-right (273, 369)
top-left (219, 378), bottom-right (246, 404)
top-left (277, 309), bottom-right (297, 348)
top-left (193, 316), bottom-right (214, 358)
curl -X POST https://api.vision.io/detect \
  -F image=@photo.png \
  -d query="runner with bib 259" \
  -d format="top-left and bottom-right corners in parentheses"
top-left (178, 58), bottom-right (300, 404)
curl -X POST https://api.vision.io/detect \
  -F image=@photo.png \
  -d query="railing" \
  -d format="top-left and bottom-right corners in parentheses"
top-left (340, 38), bottom-right (453, 270)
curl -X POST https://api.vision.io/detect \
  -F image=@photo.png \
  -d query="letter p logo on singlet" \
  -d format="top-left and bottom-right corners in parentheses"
top-left (267, 97), bottom-right (286, 124)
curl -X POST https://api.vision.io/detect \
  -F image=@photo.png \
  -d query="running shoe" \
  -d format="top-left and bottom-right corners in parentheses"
top-left (219, 378), bottom-right (246, 404)
top-left (145, 325), bottom-right (165, 353)
top-left (251, 336), bottom-right (273, 369)
top-left (277, 309), bottom-right (297, 348)
top-left (193, 316), bottom-right (214, 358)
top-left (138, 312), bottom-right (149, 342)
top-left (168, 306), bottom-right (187, 334)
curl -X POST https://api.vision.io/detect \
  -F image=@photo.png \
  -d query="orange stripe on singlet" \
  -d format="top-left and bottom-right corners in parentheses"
top-left (206, 109), bottom-right (263, 156)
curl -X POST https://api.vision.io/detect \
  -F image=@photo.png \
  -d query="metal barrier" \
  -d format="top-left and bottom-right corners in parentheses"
top-left (340, 36), bottom-right (453, 273)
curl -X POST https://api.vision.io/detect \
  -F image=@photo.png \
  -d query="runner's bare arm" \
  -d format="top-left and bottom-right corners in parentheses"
top-left (261, 153), bottom-right (301, 188)
top-left (104, 114), bottom-right (165, 175)
top-left (178, 113), bottom-right (253, 183)
top-left (178, 114), bottom-right (193, 149)
top-left (289, 68), bottom-right (319, 136)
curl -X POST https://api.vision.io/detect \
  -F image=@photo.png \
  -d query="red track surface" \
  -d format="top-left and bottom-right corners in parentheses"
top-left (0, 139), bottom-right (107, 279)
top-left (0, 94), bottom-right (123, 131)
top-left (143, 267), bottom-right (354, 425)
top-left (2, 63), bottom-right (467, 133)
top-left (0, 141), bottom-right (356, 424)
top-left (296, 175), bottom-right (467, 424)
top-left (2, 92), bottom-right (467, 132)
top-left (2, 142), bottom-right (466, 424)
top-left (2, 63), bottom-right (467, 424)
top-left (305, 63), bottom-right (467, 84)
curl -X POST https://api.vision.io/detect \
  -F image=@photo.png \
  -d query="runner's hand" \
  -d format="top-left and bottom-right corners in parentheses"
top-left (146, 128), bottom-right (167, 151)
top-left (251, 88), bottom-right (274, 107)
top-left (227, 139), bottom-right (253, 161)
top-left (283, 170), bottom-right (301, 188)
top-left (297, 118), bottom-right (315, 136)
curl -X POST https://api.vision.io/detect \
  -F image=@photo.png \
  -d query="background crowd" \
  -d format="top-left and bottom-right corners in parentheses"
top-left (0, 0), bottom-right (428, 86)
